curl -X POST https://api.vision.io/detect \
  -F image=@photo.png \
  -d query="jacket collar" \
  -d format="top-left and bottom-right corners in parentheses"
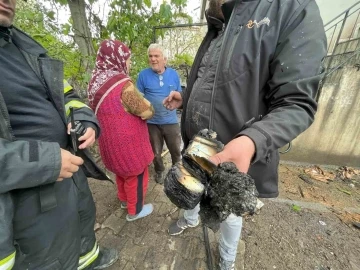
top-left (0, 26), bottom-right (12, 45)
top-left (221, 0), bottom-right (237, 24)
top-left (205, 10), bottom-right (225, 31)
top-left (221, 0), bottom-right (260, 24)
top-left (11, 26), bottom-right (47, 56)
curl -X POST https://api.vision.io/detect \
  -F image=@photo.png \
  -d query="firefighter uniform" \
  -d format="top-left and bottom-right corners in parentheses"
top-left (0, 26), bottom-right (108, 269)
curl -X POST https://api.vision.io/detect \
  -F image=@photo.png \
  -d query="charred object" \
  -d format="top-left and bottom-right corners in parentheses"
top-left (164, 129), bottom-right (259, 232)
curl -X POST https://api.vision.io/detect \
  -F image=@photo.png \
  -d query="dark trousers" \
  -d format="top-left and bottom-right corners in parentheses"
top-left (147, 123), bottom-right (181, 173)
top-left (12, 168), bottom-right (97, 270)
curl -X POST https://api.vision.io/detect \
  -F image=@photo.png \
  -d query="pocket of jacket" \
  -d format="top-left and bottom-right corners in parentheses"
top-left (225, 25), bottom-right (243, 71)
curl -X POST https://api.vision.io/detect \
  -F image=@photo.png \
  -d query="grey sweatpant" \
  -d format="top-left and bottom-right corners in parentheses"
top-left (185, 204), bottom-right (243, 262)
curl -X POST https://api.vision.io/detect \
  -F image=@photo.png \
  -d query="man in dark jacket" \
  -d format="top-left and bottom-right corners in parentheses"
top-left (0, 0), bottom-right (118, 269)
top-left (163, 0), bottom-right (327, 269)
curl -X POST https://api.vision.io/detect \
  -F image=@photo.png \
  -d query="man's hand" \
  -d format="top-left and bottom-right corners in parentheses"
top-left (163, 91), bottom-right (183, 110)
top-left (209, 136), bottom-right (256, 173)
top-left (58, 149), bottom-right (84, 181)
top-left (67, 123), bottom-right (96, 149)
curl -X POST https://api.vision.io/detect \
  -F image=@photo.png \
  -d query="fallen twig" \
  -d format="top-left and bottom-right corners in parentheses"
top-left (281, 237), bottom-right (295, 253)
top-left (298, 174), bottom-right (313, 185)
top-left (337, 187), bottom-right (352, 196)
top-left (270, 234), bottom-right (280, 243)
top-left (161, 149), bottom-right (169, 158)
top-left (165, 207), bottom-right (179, 217)
top-left (298, 185), bottom-right (305, 198)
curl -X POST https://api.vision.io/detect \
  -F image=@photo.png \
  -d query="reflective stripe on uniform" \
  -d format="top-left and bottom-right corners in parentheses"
top-left (78, 242), bottom-right (99, 270)
top-left (63, 79), bottom-right (73, 93)
top-left (0, 251), bottom-right (15, 270)
top-left (65, 100), bottom-right (91, 116)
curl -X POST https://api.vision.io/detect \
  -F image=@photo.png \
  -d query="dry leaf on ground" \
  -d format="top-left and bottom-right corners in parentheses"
top-left (336, 166), bottom-right (360, 181)
top-left (336, 212), bottom-right (360, 224)
top-left (304, 166), bottom-right (335, 183)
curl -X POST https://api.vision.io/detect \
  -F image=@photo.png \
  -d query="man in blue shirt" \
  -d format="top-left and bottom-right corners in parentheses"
top-left (137, 44), bottom-right (182, 184)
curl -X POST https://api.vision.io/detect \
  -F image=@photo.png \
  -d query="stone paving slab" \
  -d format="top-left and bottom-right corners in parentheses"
top-left (92, 155), bottom-right (245, 270)
top-left (91, 158), bottom-right (360, 270)
top-left (95, 179), bottom-right (245, 270)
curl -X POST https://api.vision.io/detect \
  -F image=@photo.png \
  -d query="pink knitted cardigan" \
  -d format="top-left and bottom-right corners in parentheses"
top-left (97, 81), bottom-right (154, 177)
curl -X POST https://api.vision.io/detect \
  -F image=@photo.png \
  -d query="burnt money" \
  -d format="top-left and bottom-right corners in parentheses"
top-left (164, 129), bottom-right (259, 231)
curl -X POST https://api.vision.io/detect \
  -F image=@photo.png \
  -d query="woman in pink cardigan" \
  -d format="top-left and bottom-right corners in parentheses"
top-left (88, 40), bottom-right (155, 221)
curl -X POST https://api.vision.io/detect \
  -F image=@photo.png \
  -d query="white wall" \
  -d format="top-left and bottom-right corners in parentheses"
top-left (316, 0), bottom-right (359, 24)
top-left (281, 64), bottom-right (360, 167)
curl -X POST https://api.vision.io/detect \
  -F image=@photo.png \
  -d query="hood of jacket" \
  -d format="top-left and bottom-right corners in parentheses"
top-left (222, 0), bottom-right (237, 24)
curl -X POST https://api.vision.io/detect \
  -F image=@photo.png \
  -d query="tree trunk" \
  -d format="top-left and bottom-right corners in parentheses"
top-left (67, 0), bottom-right (95, 72)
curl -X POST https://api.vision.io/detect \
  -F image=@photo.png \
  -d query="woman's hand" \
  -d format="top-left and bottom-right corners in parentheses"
top-left (163, 91), bottom-right (183, 110)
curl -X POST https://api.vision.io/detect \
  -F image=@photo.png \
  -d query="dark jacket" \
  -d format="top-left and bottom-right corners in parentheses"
top-left (0, 27), bottom-right (107, 266)
top-left (182, 0), bottom-right (327, 197)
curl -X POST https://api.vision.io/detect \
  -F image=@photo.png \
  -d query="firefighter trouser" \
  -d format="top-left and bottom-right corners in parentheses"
top-left (11, 168), bottom-right (97, 270)
top-left (0, 193), bottom-right (16, 270)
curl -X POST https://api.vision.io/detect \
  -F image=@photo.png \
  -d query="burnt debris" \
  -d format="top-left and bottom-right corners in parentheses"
top-left (164, 129), bottom-right (259, 232)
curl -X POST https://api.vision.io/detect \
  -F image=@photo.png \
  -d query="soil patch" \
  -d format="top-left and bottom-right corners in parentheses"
top-left (278, 164), bottom-right (360, 220)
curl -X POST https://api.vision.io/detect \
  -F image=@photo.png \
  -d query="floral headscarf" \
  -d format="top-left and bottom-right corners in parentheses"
top-left (87, 40), bottom-right (131, 112)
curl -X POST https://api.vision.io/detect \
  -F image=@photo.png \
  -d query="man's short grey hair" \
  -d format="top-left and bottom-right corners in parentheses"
top-left (147, 43), bottom-right (167, 59)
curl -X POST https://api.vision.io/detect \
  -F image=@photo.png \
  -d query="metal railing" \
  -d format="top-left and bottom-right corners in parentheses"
top-left (324, 1), bottom-right (360, 74)
top-left (152, 22), bottom-right (207, 43)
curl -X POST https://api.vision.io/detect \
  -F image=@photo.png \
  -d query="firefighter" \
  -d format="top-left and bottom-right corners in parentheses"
top-left (0, 0), bottom-right (118, 269)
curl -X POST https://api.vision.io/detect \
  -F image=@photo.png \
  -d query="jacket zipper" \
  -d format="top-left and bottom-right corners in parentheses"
top-left (209, 2), bottom-right (239, 130)
top-left (38, 58), bottom-right (68, 126)
top-left (224, 25), bottom-right (243, 71)
top-left (38, 58), bottom-right (57, 110)
top-left (186, 28), bottom-right (225, 138)
top-left (0, 93), bottom-right (15, 141)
